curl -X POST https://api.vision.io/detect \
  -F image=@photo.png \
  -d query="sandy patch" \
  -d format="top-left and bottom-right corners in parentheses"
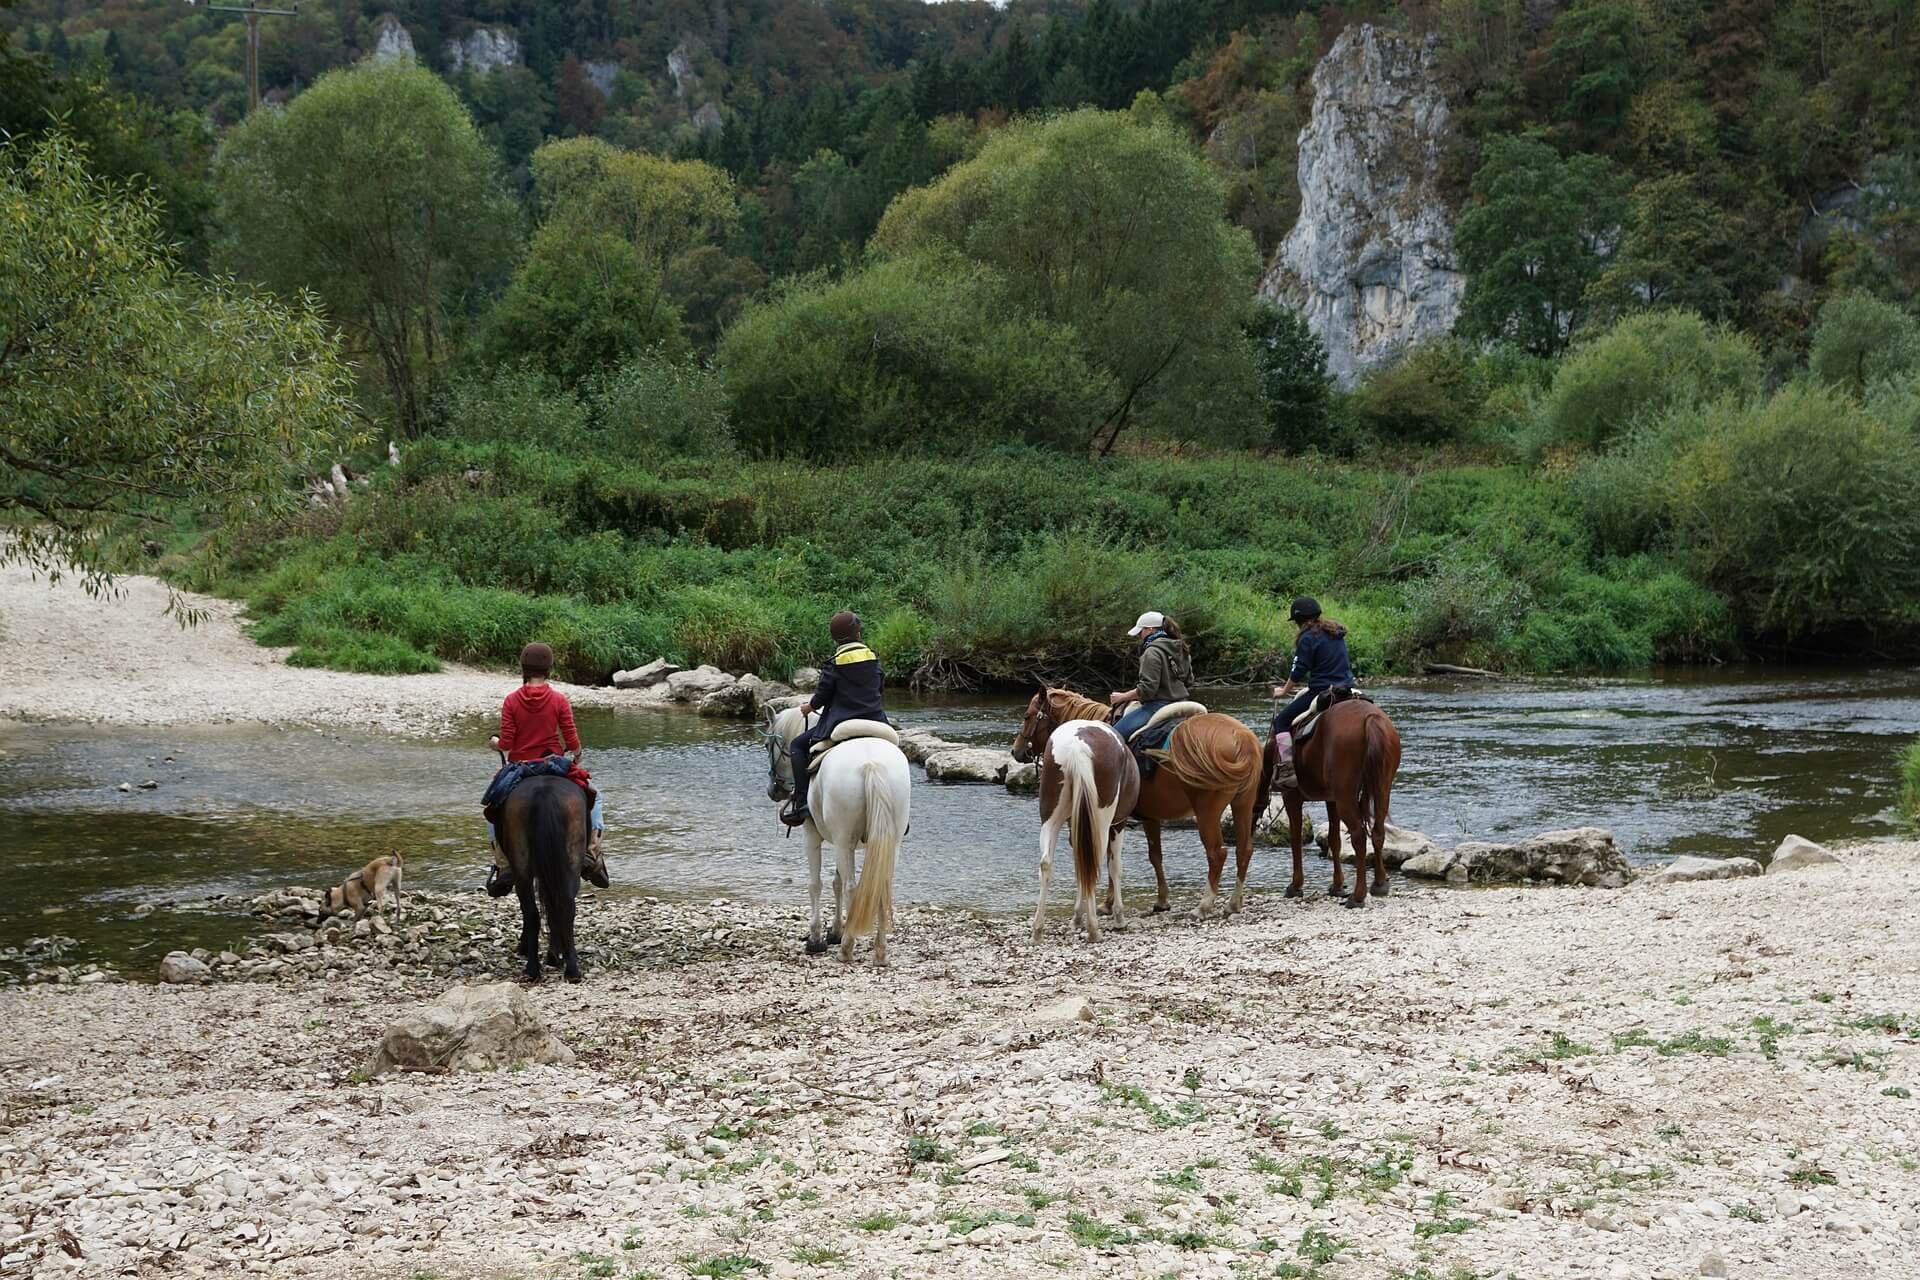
top-left (0, 562), bottom-right (615, 734)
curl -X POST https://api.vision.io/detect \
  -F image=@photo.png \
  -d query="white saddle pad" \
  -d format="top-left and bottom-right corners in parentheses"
top-left (1129, 700), bottom-right (1208, 743)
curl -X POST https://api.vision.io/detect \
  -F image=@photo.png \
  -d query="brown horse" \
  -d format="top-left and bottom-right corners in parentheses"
top-left (1030, 718), bottom-right (1140, 942)
top-left (1257, 697), bottom-right (1403, 909)
top-left (498, 774), bottom-right (590, 981)
top-left (1012, 689), bottom-right (1264, 916)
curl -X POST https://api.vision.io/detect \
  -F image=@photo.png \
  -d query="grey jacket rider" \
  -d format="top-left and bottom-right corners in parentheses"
top-left (1133, 634), bottom-right (1192, 704)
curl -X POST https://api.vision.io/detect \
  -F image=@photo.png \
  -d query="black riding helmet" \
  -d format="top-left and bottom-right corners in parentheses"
top-left (1289, 596), bottom-right (1321, 624)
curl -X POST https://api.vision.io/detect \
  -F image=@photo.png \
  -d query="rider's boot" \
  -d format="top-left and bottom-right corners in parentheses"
top-left (780, 773), bottom-right (811, 827)
top-left (582, 827), bottom-right (611, 888)
top-left (1270, 732), bottom-right (1297, 790)
top-left (485, 839), bottom-right (515, 898)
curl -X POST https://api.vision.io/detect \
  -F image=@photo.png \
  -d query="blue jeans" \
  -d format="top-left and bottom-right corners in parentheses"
top-left (1272, 689), bottom-right (1322, 739)
top-left (1115, 700), bottom-right (1169, 742)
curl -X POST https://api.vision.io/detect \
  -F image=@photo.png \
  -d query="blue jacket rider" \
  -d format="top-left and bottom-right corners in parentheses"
top-left (1271, 596), bottom-right (1353, 740)
top-left (782, 610), bottom-right (887, 827)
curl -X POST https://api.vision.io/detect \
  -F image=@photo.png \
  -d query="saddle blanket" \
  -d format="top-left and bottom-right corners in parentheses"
top-left (1126, 700), bottom-right (1208, 753)
top-left (1292, 687), bottom-right (1371, 741)
top-left (806, 718), bottom-right (900, 773)
top-left (482, 755), bottom-right (595, 824)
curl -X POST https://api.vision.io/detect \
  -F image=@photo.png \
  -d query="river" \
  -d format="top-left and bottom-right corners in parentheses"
top-left (2, 667), bottom-right (1915, 975)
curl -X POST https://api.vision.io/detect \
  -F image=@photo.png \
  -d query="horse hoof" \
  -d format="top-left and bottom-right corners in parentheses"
top-left (805, 937), bottom-right (829, 956)
top-left (564, 966), bottom-right (582, 983)
top-left (1327, 885), bottom-right (1345, 899)
top-left (1151, 902), bottom-right (1170, 915)
top-left (545, 950), bottom-right (562, 967)
top-left (826, 928), bottom-right (842, 946)
top-left (1284, 884), bottom-right (1302, 899)
top-left (1372, 881), bottom-right (1391, 897)
top-left (1344, 896), bottom-right (1367, 910)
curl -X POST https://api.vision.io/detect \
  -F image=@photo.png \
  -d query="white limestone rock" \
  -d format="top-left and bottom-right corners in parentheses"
top-left (1645, 855), bottom-right (1762, 885)
top-left (1767, 834), bottom-right (1840, 874)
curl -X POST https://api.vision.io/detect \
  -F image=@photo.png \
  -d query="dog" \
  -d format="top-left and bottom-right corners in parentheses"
top-left (318, 853), bottom-right (404, 922)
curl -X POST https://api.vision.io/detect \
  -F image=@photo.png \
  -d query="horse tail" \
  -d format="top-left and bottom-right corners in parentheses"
top-left (1167, 715), bottom-right (1262, 797)
top-left (1359, 711), bottom-right (1395, 832)
top-left (529, 783), bottom-right (572, 940)
top-left (845, 759), bottom-right (901, 939)
top-left (1056, 730), bottom-right (1102, 905)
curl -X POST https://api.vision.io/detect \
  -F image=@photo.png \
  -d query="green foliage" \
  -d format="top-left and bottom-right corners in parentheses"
top-left (1454, 133), bottom-right (1627, 356)
top-left (1585, 175), bottom-right (1737, 324)
top-left (475, 226), bottom-right (686, 386)
top-left (1246, 301), bottom-right (1332, 452)
top-left (1, 132), bottom-right (355, 596)
top-left (874, 108), bottom-right (1262, 452)
top-left (1903, 737), bottom-right (1920, 828)
top-left (718, 254), bottom-right (1104, 458)
top-left (1348, 340), bottom-right (1487, 444)
top-left (1808, 292), bottom-right (1920, 400)
top-left (213, 61), bottom-right (516, 435)
top-left (590, 351), bottom-right (733, 457)
top-left (1539, 310), bottom-right (1763, 451)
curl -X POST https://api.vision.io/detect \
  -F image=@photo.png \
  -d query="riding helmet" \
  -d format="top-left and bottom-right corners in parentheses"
top-left (1289, 596), bottom-right (1322, 623)
top-left (830, 610), bottom-right (862, 643)
top-left (519, 642), bottom-right (555, 677)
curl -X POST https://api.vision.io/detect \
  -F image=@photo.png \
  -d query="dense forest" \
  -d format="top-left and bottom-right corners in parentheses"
top-left (4, 0), bottom-right (1919, 686)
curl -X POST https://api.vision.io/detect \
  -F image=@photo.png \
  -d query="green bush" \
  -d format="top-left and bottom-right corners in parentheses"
top-left (1902, 736), bottom-right (1920, 827)
top-left (589, 349), bottom-right (732, 456)
top-left (1808, 291), bottom-right (1920, 399)
top-left (1538, 310), bottom-right (1763, 451)
top-left (718, 255), bottom-right (1106, 458)
top-left (1348, 340), bottom-right (1487, 444)
top-left (436, 369), bottom-right (589, 446)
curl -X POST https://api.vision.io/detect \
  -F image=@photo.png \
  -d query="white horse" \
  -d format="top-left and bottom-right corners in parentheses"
top-left (764, 704), bottom-right (911, 967)
top-left (1032, 719), bottom-right (1139, 943)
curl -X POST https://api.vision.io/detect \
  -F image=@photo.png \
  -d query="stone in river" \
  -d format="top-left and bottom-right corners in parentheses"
top-left (1766, 834), bottom-right (1840, 874)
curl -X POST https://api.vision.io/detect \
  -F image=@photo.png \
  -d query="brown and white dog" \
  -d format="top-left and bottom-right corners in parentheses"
top-left (318, 853), bottom-right (404, 922)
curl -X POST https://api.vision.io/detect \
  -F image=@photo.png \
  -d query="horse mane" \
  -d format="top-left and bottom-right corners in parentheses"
top-left (1045, 688), bottom-right (1110, 725)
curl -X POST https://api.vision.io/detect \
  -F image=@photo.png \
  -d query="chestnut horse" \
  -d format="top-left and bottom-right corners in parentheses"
top-left (1012, 689), bottom-right (1263, 916)
top-left (1256, 697), bottom-right (1403, 908)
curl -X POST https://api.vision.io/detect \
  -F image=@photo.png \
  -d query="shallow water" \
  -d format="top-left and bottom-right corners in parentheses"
top-left (2, 667), bottom-right (1915, 974)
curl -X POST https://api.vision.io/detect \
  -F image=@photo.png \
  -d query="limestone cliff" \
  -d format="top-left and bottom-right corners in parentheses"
top-left (444, 27), bottom-right (520, 75)
top-left (1261, 25), bottom-right (1463, 387)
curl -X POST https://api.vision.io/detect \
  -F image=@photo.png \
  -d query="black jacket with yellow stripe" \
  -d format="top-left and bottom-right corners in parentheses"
top-left (812, 641), bottom-right (886, 734)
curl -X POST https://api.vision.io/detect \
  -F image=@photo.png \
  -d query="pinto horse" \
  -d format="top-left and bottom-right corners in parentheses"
top-left (1257, 697), bottom-right (1403, 908)
top-left (498, 774), bottom-right (590, 982)
top-left (1029, 719), bottom-right (1140, 942)
top-left (1012, 689), bottom-right (1264, 916)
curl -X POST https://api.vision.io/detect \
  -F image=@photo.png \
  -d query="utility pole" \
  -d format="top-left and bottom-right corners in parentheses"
top-left (188, 1), bottom-right (299, 114)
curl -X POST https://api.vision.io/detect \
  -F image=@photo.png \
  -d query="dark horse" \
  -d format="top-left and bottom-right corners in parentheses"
top-left (1257, 697), bottom-right (1403, 909)
top-left (498, 774), bottom-right (589, 982)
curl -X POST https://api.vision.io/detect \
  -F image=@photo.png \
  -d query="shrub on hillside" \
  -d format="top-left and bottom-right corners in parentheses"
top-left (437, 369), bottom-right (589, 445)
top-left (1347, 340), bottom-right (1487, 444)
top-left (717, 255), bottom-right (1105, 458)
top-left (1807, 290), bottom-right (1920, 399)
top-left (1538, 310), bottom-right (1763, 451)
top-left (589, 349), bottom-right (732, 456)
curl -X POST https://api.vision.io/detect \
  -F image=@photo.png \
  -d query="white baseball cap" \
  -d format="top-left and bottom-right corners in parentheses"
top-left (1126, 610), bottom-right (1165, 637)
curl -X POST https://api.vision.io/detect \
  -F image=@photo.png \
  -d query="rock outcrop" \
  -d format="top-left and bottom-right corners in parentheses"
top-left (1396, 827), bottom-right (1634, 887)
top-left (364, 982), bottom-right (574, 1076)
top-left (1261, 24), bottom-right (1464, 387)
top-left (368, 14), bottom-right (416, 64)
top-left (443, 27), bottom-right (519, 75)
top-left (1766, 834), bottom-right (1840, 874)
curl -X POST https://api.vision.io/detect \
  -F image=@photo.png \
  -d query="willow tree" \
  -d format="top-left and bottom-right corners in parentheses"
top-left (874, 109), bottom-right (1262, 453)
top-left (2, 133), bottom-right (354, 600)
top-left (213, 61), bottom-right (516, 436)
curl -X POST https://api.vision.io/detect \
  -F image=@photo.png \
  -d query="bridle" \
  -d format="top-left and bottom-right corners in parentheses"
top-left (1012, 696), bottom-right (1060, 764)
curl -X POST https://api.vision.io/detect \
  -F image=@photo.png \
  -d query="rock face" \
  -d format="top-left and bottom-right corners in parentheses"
top-left (369, 14), bottom-right (416, 64)
top-left (583, 60), bottom-right (619, 96)
top-left (443, 27), bottom-right (519, 74)
top-left (1397, 827), bottom-right (1634, 887)
top-left (364, 983), bottom-right (575, 1077)
top-left (1645, 855), bottom-right (1763, 885)
top-left (790, 666), bottom-right (821, 692)
top-left (1767, 834), bottom-right (1840, 874)
top-left (156, 952), bottom-right (210, 985)
top-left (1261, 24), bottom-right (1464, 388)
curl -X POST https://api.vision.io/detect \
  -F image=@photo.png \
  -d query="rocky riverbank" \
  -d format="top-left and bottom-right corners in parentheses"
top-left (4, 842), bottom-right (1918, 1278)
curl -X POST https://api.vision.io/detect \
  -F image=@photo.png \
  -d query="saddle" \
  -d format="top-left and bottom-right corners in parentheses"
top-left (1123, 700), bottom-right (1207, 775)
top-left (1289, 687), bottom-right (1369, 744)
top-left (481, 755), bottom-right (595, 827)
top-left (805, 718), bottom-right (900, 774)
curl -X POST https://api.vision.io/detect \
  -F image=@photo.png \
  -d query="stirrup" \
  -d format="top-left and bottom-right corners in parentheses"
top-left (485, 865), bottom-right (514, 898)
top-left (780, 802), bottom-right (810, 828)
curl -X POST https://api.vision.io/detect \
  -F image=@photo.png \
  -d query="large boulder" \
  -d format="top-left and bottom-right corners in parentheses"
top-left (1767, 834), bottom-right (1840, 875)
top-left (612, 658), bottom-right (679, 689)
top-left (156, 952), bottom-right (211, 985)
top-left (923, 747), bottom-right (1016, 784)
top-left (791, 666), bottom-right (821, 692)
top-left (364, 983), bottom-right (575, 1077)
top-left (896, 728), bottom-right (946, 765)
top-left (697, 672), bottom-right (765, 718)
top-left (1644, 855), bottom-right (1762, 885)
top-left (1397, 828), bottom-right (1634, 887)
top-left (664, 665), bottom-right (734, 703)
top-left (1401, 849), bottom-right (1462, 882)
top-left (1314, 823), bottom-right (1437, 867)
top-left (1003, 761), bottom-right (1040, 794)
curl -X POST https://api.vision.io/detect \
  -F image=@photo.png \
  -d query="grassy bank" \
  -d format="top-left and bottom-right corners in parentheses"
top-left (164, 427), bottom-right (1734, 687)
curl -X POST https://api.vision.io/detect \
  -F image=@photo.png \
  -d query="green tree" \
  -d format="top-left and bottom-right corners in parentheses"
top-left (1585, 175), bottom-right (1736, 323)
top-left (1454, 133), bottom-right (1627, 356)
top-left (213, 61), bottom-right (516, 436)
top-left (1539, 310), bottom-right (1764, 451)
top-left (874, 109), bottom-right (1261, 452)
top-left (2, 134), bottom-right (354, 593)
top-left (1244, 301), bottom-right (1331, 452)
top-left (1808, 291), bottom-right (1920, 399)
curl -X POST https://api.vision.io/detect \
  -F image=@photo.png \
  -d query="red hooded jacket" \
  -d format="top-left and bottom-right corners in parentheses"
top-left (497, 684), bottom-right (581, 763)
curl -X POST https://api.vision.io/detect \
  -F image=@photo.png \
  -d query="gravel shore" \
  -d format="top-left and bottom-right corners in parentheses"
top-left (4, 845), bottom-right (1917, 1279)
top-left (0, 562), bottom-right (613, 732)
